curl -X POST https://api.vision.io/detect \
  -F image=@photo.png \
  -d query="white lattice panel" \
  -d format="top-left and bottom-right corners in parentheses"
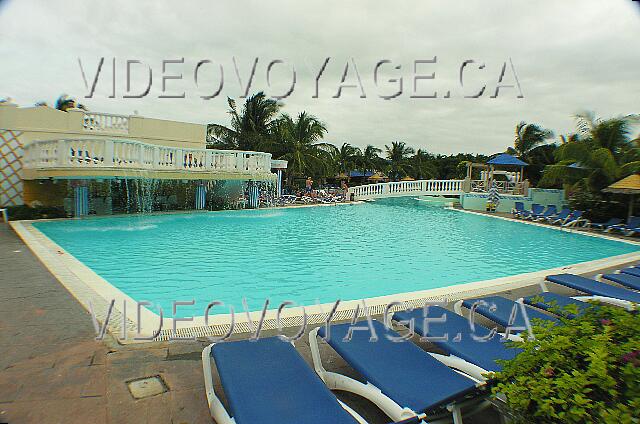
top-left (0, 130), bottom-right (24, 207)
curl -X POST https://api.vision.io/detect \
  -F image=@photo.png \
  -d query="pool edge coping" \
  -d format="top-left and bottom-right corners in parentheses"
top-left (11, 207), bottom-right (640, 343)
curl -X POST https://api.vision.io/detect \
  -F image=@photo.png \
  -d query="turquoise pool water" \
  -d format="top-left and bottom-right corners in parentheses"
top-left (34, 198), bottom-right (638, 317)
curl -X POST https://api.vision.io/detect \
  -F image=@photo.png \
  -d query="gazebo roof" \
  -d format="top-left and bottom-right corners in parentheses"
top-left (603, 174), bottom-right (640, 194)
top-left (487, 154), bottom-right (528, 167)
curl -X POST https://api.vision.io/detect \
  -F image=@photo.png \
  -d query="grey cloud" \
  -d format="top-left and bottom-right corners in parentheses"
top-left (0, 0), bottom-right (638, 154)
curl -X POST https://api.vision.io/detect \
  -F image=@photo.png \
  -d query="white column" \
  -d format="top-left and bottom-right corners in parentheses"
top-left (195, 184), bottom-right (207, 210)
top-left (74, 183), bottom-right (89, 217)
top-left (276, 169), bottom-right (283, 196)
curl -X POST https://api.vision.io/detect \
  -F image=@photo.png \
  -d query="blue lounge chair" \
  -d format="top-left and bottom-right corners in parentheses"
top-left (532, 205), bottom-right (557, 222)
top-left (545, 274), bottom-right (640, 307)
top-left (589, 217), bottom-right (622, 230)
top-left (547, 208), bottom-right (571, 224)
top-left (606, 216), bottom-right (640, 235)
top-left (520, 203), bottom-right (543, 220)
top-left (620, 267), bottom-right (640, 278)
top-left (392, 306), bottom-right (521, 381)
top-left (511, 201), bottom-right (525, 218)
top-left (310, 320), bottom-right (489, 424)
top-left (454, 296), bottom-right (560, 329)
top-left (626, 221), bottom-right (640, 236)
top-left (522, 292), bottom-right (591, 319)
top-left (602, 272), bottom-right (640, 291)
top-left (202, 337), bottom-right (367, 424)
top-left (561, 210), bottom-right (587, 227)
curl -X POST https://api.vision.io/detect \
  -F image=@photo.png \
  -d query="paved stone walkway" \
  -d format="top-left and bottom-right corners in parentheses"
top-left (0, 225), bottom-right (213, 424)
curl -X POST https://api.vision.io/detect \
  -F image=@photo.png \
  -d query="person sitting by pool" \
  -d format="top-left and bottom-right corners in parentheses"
top-left (305, 176), bottom-right (313, 194)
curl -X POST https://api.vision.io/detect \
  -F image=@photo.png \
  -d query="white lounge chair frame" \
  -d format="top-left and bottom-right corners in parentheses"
top-left (387, 312), bottom-right (522, 383)
top-left (596, 272), bottom-right (640, 293)
top-left (0, 208), bottom-right (7, 223)
top-left (538, 280), bottom-right (636, 310)
top-left (308, 328), bottom-right (491, 424)
top-left (201, 342), bottom-right (368, 424)
top-left (561, 217), bottom-right (589, 228)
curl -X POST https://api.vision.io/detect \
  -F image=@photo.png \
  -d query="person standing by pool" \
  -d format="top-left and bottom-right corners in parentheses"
top-left (306, 176), bottom-right (313, 194)
top-left (341, 180), bottom-right (349, 200)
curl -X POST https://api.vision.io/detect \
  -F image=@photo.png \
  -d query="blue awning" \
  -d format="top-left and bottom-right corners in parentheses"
top-left (487, 154), bottom-right (528, 167)
top-left (349, 170), bottom-right (374, 177)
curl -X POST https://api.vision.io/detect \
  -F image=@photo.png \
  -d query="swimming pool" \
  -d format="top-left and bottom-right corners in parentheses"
top-left (33, 198), bottom-right (639, 317)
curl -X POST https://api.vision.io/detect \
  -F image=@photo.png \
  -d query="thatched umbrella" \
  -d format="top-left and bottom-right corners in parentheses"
top-left (401, 176), bottom-right (415, 181)
top-left (603, 174), bottom-right (640, 219)
top-left (368, 172), bottom-right (386, 182)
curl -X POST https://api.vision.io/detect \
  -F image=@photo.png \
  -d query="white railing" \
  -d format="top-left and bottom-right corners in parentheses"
top-left (349, 179), bottom-right (464, 201)
top-left (22, 138), bottom-right (273, 176)
top-left (472, 180), bottom-right (524, 195)
top-left (83, 112), bottom-right (129, 134)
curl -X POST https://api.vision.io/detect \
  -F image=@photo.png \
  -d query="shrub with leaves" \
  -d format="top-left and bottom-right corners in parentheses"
top-left (492, 303), bottom-right (640, 423)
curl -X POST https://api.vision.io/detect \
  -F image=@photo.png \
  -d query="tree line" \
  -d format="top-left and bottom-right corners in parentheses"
top-left (206, 92), bottom-right (490, 186)
top-left (207, 93), bottom-right (640, 219)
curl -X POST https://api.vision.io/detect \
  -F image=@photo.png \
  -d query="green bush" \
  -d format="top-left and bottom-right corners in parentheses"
top-left (6, 205), bottom-right (67, 220)
top-left (492, 304), bottom-right (640, 423)
top-left (567, 186), bottom-right (628, 223)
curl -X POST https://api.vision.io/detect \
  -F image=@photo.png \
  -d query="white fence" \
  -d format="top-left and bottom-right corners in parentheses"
top-left (23, 138), bottom-right (273, 176)
top-left (349, 180), bottom-right (464, 201)
top-left (471, 180), bottom-right (525, 195)
top-left (82, 112), bottom-right (130, 134)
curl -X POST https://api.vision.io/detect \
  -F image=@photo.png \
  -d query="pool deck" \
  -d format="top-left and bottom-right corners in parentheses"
top-left (0, 221), bottom-right (636, 424)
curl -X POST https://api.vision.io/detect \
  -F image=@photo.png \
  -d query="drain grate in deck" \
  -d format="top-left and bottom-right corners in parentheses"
top-left (126, 375), bottom-right (168, 399)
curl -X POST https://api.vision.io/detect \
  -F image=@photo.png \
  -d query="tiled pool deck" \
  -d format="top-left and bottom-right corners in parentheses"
top-left (0, 221), bottom-right (636, 424)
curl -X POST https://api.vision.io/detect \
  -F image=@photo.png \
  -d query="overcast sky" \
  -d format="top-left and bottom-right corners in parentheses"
top-left (1, 0), bottom-right (639, 154)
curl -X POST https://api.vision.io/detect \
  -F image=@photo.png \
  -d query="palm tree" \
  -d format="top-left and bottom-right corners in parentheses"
top-left (385, 141), bottom-right (415, 180)
top-left (525, 144), bottom-right (558, 186)
top-left (207, 92), bottom-right (281, 151)
top-left (558, 133), bottom-right (579, 144)
top-left (273, 112), bottom-right (329, 187)
top-left (508, 121), bottom-right (554, 160)
top-left (540, 113), bottom-right (640, 191)
top-left (409, 149), bottom-right (436, 180)
top-left (330, 143), bottom-right (361, 175)
top-left (355, 145), bottom-right (383, 176)
top-left (55, 94), bottom-right (86, 111)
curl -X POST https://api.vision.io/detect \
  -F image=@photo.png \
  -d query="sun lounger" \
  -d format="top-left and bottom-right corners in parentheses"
top-left (619, 267), bottom-right (640, 278)
top-left (544, 274), bottom-right (640, 308)
top-left (588, 217), bottom-right (622, 230)
top-left (601, 272), bottom-right (640, 291)
top-left (522, 292), bottom-right (591, 319)
top-left (511, 202), bottom-right (525, 218)
top-left (520, 203), bottom-right (543, 220)
top-left (606, 216), bottom-right (640, 234)
top-left (453, 296), bottom-right (560, 329)
top-left (392, 306), bottom-right (521, 381)
top-left (310, 320), bottom-right (489, 424)
top-left (561, 210), bottom-right (587, 227)
top-left (547, 208), bottom-right (570, 224)
top-left (0, 208), bottom-right (7, 223)
top-left (626, 225), bottom-right (640, 236)
top-left (532, 205), bottom-right (557, 222)
top-left (202, 337), bottom-right (367, 424)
